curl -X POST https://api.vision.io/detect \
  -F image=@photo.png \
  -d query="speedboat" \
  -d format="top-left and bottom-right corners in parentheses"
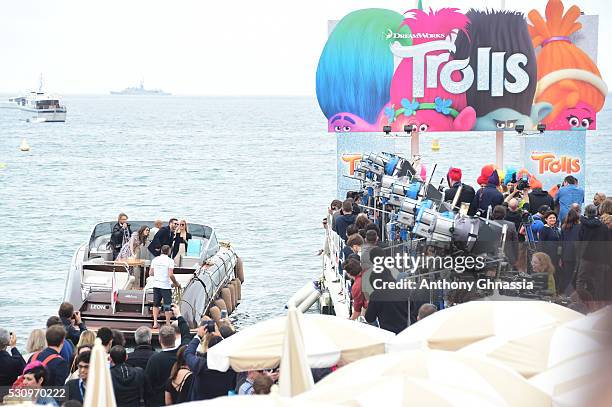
top-left (63, 221), bottom-right (244, 336)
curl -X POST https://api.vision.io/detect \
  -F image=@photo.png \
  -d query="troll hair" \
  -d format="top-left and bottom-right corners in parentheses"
top-left (528, 0), bottom-right (606, 123)
top-left (390, 8), bottom-right (470, 108)
top-left (316, 9), bottom-right (410, 124)
top-left (453, 9), bottom-right (537, 117)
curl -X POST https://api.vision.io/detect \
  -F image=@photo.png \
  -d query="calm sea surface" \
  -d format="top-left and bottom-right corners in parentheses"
top-left (0, 95), bottom-right (610, 347)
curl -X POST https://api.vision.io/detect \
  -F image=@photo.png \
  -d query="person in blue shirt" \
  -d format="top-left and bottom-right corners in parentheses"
top-left (555, 175), bottom-right (584, 223)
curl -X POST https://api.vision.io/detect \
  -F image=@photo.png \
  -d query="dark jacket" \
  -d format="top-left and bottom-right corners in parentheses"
top-left (578, 217), bottom-right (611, 265)
top-left (148, 226), bottom-right (173, 257)
top-left (144, 316), bottom-right (191, 406)
top-left (61, 317), bottom-right (87, 348)
top-left (364, 269), bottom-right (410, 334)
top-left (29, 348), bottom-right (70, 386)
top-left (527, 188), bottom-right (555, 215)
top-left (111, 223), bottom-right (132, 252)
top-left (444, 182), bottom-right (476, 215)
top-left (538, 226), bottom-right (562, 268)
top-left (473, 172), bottom-right (503, 215)
top-left (0, 347), bottom-right (26, 386)
top-left (127, 344), bottom-right (156, 370)
top-left (333, 214), bottom-right (356, 241)
top-left (172, 232), bottom-right (193, 259)
top-left (184, 337), bottom-right (237, 401)
top-left (560, 223), bottom-right (581, 263)
top-left (111, 363), bottom-right (145, 407)
top-left (66, 378), bottom-right (85, 403)
top-left (504, 207), bottom-right (523, 233)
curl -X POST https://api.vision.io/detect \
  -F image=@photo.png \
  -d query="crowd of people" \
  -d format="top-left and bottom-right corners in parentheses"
top-left (328, 165), bottom-right (612, 326)
top-left (0, 301), bottom-right (277, 406)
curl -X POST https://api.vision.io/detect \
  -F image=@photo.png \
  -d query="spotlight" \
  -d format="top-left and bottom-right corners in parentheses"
top-left (515, 124), bottom-right (524, 134)
top-left (537, 124), bottom-right (546, 133)
top-left (403, 124), bottom-right (412, 134)
top-left (383, 125), bottom-right (392, 135)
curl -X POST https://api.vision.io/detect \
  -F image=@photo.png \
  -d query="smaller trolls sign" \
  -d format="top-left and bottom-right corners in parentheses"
top-left (520, 131), bottom-right (586, 191)
top-left (316, 0), bottom-right (606, 133)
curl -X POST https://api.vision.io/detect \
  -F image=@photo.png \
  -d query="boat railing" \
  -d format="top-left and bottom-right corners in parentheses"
top-left (323, 227), bottom-right (352, 316)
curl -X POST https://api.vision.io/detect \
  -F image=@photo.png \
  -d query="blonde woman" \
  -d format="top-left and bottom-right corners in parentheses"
top-left (172, 220), bottom-right (192, 266)
top-left (23, 329), bottom-right (46, 361)
top-left (531, 252), bottom-right (557, 295)
top-left (76, 330), bottom-right (96, 349)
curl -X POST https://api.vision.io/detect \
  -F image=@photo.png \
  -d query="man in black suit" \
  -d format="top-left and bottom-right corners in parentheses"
top-left (148, 218), bottom-right (178, 257)
top-left (66, 351), bottom-right (90, 403)
top-left (0, 328), bottom-right (26, 388)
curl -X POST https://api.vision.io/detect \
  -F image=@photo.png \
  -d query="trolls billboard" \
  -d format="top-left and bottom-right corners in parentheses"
top-left (316, 0), bottom-right (606, 133)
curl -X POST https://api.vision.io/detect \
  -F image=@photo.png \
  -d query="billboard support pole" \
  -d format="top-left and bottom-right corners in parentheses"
top-left (411, 132), bottom-right (420, 156)
top-left (495, 130), bottom-right (504, 169)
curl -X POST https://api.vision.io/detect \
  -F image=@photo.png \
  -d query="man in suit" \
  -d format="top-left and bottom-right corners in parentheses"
top-left (66, 351), bottom-right (90, 403)
top-left (0, 328), bottom-right (26, 387)
top-left (148, 218), bottom-right (178, 257)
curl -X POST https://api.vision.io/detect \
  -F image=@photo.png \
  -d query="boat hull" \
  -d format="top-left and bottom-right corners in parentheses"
top-left (20, 108), bottom-right (66, 122)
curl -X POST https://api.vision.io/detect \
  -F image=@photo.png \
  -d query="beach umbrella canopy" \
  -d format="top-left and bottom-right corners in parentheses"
top-left (304, 349), bottom-right (550, 407)
top-left (278, 306), bottom-right (314, 397)
top-left (460, 322), bottom-right (604, 378)
top-left (563, 306), bottom-right (612, 335)
top-left (176, 393), bottom-right (336, 406)
top-left (387, 301), bottom-right (582, 352)
top-left (83, 338), bottom-right (116, 407)
top-left (298, 375), bottom-right (509, 407)
top-left (529, 351), bottom-right (605, 407)
top-left (207, 313), bottom-right (394, 372)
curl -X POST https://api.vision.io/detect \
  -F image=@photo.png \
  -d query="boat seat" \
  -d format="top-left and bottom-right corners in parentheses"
top-left (82, 269), bottom-right (131, 289)
top-left (180, 256), bottom-right (200, 269)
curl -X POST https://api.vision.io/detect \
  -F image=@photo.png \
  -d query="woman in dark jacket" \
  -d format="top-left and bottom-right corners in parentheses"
top-left (172, 219), bottom-right (193, 265)
top-left (538, 211), bottom-right (562, 281)
top-left (560, 209), bottom-right (580, 294)
top-left (110, 213), bottom-right (132, 260)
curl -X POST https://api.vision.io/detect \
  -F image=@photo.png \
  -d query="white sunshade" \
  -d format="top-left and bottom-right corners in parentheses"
top-left (207, 313), bottom-right (395, 372)
top-left (460, 320), bottom-right (605, 378)
top-left (298, 349), bottom-right (550, 407)
top-left (387, 301), bottom-right (582, 352)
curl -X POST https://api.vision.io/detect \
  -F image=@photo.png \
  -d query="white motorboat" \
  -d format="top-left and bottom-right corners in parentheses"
top-left (7, 76), bottom-right (67, 122)
top-left (63, 220), bottom-right (244, 336)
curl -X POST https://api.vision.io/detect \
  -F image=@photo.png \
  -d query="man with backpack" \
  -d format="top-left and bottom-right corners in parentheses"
top-left (28, 325), bottom-right (70, 386)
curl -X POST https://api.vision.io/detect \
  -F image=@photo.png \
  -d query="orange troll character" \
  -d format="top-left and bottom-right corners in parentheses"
top-left (528, 0), bottom-right (607, 130)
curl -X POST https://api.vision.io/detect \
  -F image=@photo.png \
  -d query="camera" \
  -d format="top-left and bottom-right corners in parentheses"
top-left (516, 175), bottom-right (530, 191)
top-left (220, 309), bottom-right (228, 319)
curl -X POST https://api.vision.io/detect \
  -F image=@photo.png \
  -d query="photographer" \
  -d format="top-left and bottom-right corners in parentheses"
top-left (527, 179), bottom-right (555, 216)
top-left (110, 213), bottom-right (132, 260)
top-left (184, 319), bottom-right (236, 401)
top-left (58, 302), bottom-right (87, 347)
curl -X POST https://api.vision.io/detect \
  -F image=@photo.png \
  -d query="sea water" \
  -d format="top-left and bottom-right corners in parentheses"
top-left (0, 95), bottom-right (610, 344)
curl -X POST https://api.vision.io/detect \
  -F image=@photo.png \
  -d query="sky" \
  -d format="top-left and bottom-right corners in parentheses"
top-left (0, 0), bottom-right (610, 96)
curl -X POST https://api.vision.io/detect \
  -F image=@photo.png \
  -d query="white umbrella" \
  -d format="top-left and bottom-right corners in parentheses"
top-left (175, 393), bottom-right (336, 406)
top-left (83, 338), bottom-right (116, 407)
top-left (460, 323), bottom-right (604, 378)
top-left (563, 306), bottom-right (611, 335)
top-left (278, 306), bottom-right (314, 397)
top-left (304, 349), bottom-right (550, 407)
top-left (207, 313), bottom-right (394, 372)
top-left (529, 351), bottom-right (605, 407)
top-left (387, 301), bottom-right (581, 352)
top-left (298, 375), bottom-right (507, 407)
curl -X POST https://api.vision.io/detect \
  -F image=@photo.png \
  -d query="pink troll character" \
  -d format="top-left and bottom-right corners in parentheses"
top-left (384, 8), bottom-right (476, 132)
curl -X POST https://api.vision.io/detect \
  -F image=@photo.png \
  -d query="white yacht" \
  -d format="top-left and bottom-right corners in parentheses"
top-left (8, 77), bottom-right (67, 122)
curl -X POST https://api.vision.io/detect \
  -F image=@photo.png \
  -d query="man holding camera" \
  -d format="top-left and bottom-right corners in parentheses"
top-left (58, 302), bottom-right (87, 346)
top-left (527, 179), bottom-right (555, 216)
